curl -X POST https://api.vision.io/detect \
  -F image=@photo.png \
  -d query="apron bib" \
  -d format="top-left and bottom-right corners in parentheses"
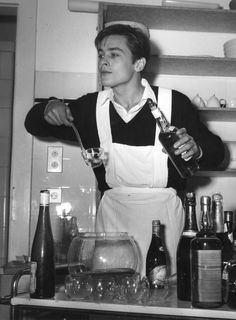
top-left (95, 87), bottom-right (184, 277)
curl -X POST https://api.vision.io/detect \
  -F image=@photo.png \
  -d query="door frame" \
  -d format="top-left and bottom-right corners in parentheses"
top-left (0, 0), bottom-right (37, 261)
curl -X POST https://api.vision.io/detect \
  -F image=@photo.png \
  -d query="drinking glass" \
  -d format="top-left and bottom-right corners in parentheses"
top-left (81, 147), bottom-right (104, 168)
top-left (92, 276), bottom-right (115, 302)
top-left (65, 274), bottom-right (93, 300)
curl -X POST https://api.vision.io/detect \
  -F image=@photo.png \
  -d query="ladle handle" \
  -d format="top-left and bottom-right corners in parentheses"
top-left (71, 122), bottom-right (85, 151)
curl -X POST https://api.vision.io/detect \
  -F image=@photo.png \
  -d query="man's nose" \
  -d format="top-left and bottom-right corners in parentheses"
top-left (100, 56), bottom-right (110, 66)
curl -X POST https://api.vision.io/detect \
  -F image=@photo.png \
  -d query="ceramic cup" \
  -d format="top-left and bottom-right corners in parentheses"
top-left (228, 99), bottom-right (236, 108)
top-left (206, 94), bottom-right (221, 108)
top-left (192, 94), bottom-right (206, 108)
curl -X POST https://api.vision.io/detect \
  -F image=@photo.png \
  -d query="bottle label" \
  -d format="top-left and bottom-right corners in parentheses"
top-left (29, 262), bottom-right (37, 294)
top-left (151, 108), bottom-right (161, 119)
top-left (148, 265), bottom-right (167, 287)
top-left (192, 250), bottom-right (222, 302)
top-left (182, 231), bottom-right (197, 237)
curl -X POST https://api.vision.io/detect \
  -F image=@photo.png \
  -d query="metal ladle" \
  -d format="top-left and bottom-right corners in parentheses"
top-left (71, 122), bottom-right (85, 152)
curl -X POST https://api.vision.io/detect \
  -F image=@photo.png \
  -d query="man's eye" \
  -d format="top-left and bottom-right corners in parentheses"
top-left (111, 53), bottom-right (119, 57)
top-left (98, 54), bottom-right (104, 59)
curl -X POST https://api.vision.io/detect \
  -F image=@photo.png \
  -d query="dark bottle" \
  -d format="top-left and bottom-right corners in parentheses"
top-left (30, 190), bottom-right (55, 299)
top-left (147, 98), bottom-right (199, 178)
top-left (212, 193), bottom-right (233, 270)
top-left (191, 196), bottom-right (222, 308)
top-left (146, 220), bottom-right (167, 289)
top-left (224, 211), bottom-right (234, 243)
top-left (69, 216), bottom-right (79, 240)
top-left (177, 192), bottom-right (198, 301)
top-left (226, 239), bottom-right (236, 308)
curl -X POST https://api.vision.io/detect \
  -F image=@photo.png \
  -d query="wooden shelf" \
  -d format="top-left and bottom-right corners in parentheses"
top-left (145, 55), bottom-right (236, 77)
top-left (103, 4), bottom-right (236, 33)
top-left (196, 169), bottom-right (236, 177)
top-left (197, 107), bottom-right (236, 122)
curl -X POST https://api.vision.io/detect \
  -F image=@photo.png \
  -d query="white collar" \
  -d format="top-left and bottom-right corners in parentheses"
top-left (99, 78), bottom-right (157, 109)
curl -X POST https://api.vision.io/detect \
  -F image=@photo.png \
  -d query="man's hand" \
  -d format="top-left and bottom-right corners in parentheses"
top-left (173, 128), bottom-right (201, 160)
top-left (44, 100), bottom-right (74, 126)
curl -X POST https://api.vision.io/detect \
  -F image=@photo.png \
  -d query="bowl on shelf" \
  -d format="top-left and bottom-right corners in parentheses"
top-left (223, 39), bottom-right (236, 58)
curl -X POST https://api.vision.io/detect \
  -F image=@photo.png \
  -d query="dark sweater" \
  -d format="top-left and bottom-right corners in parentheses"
top-left (25, 87), bottom-right (225, 194)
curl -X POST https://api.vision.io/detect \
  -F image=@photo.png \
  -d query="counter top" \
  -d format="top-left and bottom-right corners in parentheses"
top-left (11, 286), bottom-right (236, 319)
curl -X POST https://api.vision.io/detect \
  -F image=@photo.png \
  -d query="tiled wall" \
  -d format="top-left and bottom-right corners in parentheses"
top-left (0, 42), bottom-right (14, 266)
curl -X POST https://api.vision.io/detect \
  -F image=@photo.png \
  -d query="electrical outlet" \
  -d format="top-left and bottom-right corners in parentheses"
top-left (48, 188), bottom-right (62, 203)
top-left (47, 146), bottom-right (63, 173)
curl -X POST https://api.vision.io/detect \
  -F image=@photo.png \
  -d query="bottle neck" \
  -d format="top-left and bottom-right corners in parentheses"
top-left (152, 224), bottom-right (161, 238)
top-left (183, 204), bottom-right (198, 235)
top-left (147, 99), bottom-right (171, 133)
top-left (199, 203), bottom-right (214, 234)
top-left (212, 201), bottom-right (224, 233)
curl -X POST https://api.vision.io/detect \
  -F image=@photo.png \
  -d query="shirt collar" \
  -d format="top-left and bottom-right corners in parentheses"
top-left (99, 78), bottom-right (157, 108)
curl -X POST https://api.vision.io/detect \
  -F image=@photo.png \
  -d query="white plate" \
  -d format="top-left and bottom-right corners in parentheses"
top-left (162, 0), bottom-right (222, 10)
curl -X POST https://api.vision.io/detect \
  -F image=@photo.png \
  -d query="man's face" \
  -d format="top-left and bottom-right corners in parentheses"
top-left (97, 34), bottom-right (137, 89)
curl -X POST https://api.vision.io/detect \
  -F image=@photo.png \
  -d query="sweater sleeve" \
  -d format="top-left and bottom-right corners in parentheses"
top-left (24, 93), bottom-right (99, 143)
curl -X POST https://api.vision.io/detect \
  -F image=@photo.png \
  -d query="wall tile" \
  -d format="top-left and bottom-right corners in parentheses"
top-left (0, 51), bottom-right (14, 80)
top-left (0, 137), bottom-right (11, 167)
top-left (0, 108), bottom-right (11, 137)
top-left (0, 168), bottom-right (10, 197)
top-left (35, 71), bottom-right (97, 99)
top-left (0, 196), bottom-right (9, 228)
top-left (0, 80), bottom-right (13, 108)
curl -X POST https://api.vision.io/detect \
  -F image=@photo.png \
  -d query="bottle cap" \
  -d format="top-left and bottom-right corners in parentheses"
top-left (40, 190), bottom-right (50, 205)
top-left (224, 211), bottom-right (233, 221)
top-left (200, 195), bottom-right (211, 205)
top-left (212, 192), bottom-right (223, 202)
top-left (185, 192), bottom-right (196, 204)
top-left (152, 220), bottom-right (160, 226)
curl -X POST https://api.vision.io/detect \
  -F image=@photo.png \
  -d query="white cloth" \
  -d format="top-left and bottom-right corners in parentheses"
top-left (95, 85), bottom-right (184, 277)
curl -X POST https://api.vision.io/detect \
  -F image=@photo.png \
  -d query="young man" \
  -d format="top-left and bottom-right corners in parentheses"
top-left (25, 24), bottom-right (225, 277)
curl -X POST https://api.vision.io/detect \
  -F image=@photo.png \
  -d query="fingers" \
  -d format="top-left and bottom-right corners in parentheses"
top-left (173, 128), bottom-right (199, 160)
top-left (44, 100), bottom-right (74, 126)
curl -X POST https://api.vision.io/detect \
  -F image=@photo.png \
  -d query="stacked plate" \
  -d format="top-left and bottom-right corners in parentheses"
top-left (223, 39), bottom-right (236, 58)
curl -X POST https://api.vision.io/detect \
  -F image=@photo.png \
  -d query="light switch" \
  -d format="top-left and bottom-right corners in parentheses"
top-left (47, 146), bottom-right (63, 173)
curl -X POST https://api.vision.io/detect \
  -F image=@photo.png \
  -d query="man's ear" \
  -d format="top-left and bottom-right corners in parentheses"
top-left (134, 57), bottom-right (146, 72)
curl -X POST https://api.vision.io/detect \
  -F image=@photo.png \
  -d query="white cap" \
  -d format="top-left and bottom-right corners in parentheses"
top-left (40, 190), bottom-right (50, 205)
top-left (105, 20), bottom-right (150, 38)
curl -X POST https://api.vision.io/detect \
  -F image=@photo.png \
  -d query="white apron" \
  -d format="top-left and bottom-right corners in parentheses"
top-left (95, 88), bottom-right (184, 277)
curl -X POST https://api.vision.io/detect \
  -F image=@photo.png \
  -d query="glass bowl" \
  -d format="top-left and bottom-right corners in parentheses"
top-left (67, 232), bottom-right (139, 277)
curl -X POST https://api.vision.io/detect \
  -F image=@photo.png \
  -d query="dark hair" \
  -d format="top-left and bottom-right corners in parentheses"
top-left (94, 24), bottom-right (151, 63)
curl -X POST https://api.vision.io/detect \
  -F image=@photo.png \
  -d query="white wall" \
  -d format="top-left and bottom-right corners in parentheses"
top-left (30, 0), bottom-right (99, 262)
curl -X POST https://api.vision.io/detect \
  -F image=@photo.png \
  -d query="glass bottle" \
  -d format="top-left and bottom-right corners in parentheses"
top-left (212, 193), bottom-right (233, 270)
top-left (177, 192), bottom-right (198, 301)
top-left (30, 190), bottom-right (55, 299)
top-left (69, 216), bottom-right (79, 240)
top-left (191, 195), bottom-right (222, 308)
top-left (147, 98), bottom-right (199, 178)
top-left (226, 239), bottom-right (236, 308)
top-left (224, 211), bottom-right (234, 243)
top-left (146, 220), bottom-right (167, 289)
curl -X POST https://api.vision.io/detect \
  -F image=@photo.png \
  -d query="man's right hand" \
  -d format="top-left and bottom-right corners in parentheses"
top-left (44, 99), bottom-right (74, 126)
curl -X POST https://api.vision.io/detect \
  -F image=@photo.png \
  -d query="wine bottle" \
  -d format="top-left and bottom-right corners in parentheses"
top-left (146, 220), bottom-right (167, 289)
top-left (212, 193), bottom-right (233, 270)
top-left (69, 216), bottom-right (79, 240)
top-left (147, 98), bottom-right (199, 178)
top-left (226, 238), bottom-right (236, 308)
top-left (191, 196), bottom-right (222, 308)
top-left (30, 190), bottom-right (55, 299)
top-left (177, 192), bottom-right (198, 301)
top-left (224, 211), bottom-right (234, 243)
